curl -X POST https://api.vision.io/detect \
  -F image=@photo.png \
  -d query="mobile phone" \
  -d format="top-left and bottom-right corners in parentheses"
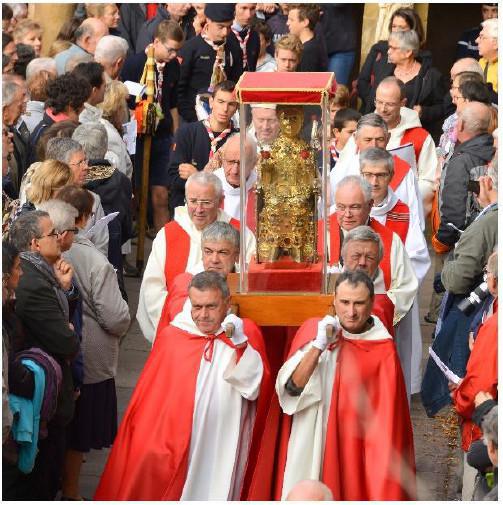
top-left (467, 180), bottom-right (480, 195)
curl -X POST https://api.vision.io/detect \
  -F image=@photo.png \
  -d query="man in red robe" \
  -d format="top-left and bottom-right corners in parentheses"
top-left (94, 271), bottom-right (272, 500)
top-left (329, 112), bottom-right (424, 230)
top-left (274, 270), bottom-right (416, 500)
top-left (326, 175), bottom-right (417, 328)
top-left (137, 171), bottom-right (256, 344)
top-left (363, 146), bottom-right (431, 395)
top-left (155, 221), bottom-right (240, 339)
top-left (340, 225), bottom-right (396, 335)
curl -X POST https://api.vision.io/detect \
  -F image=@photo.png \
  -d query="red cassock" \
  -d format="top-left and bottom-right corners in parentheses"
top-left (272, 318), bottom-right (416, 501)
top-left (94, 321), bottom-right (273, 501)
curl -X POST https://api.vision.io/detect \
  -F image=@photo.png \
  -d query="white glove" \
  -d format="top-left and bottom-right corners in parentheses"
top-left (312, 315), bottom-right (338, 351)
top-left (222, 314), bottom-right (247, 346)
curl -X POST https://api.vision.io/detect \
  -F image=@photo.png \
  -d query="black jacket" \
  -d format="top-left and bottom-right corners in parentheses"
top-left (357, 41), bottom-right (435, 112)
top-left (437, 133), bottom-right (495, 246)
top-left (299, 35), bottom-right (328, 72)
top-left (117, 4), bottom-right (146, 55)
top-left (15, 255), bottom-right (80, 426)
top-left (28, 111), bottom-right (55, 165)
top-left (166, 120), bottom-right (238, 209)
top-left (84, 161), bottom-right (133, 245)
top-left (320, 4), bottom-right (357, 55)
top-left (177, 34), bottom-right (243, 123)
top-left (227, 26), bottom-right (260, 72)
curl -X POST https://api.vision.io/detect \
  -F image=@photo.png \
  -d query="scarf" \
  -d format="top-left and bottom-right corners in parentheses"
top-left (202, 34), bottom-right (227, 92)
top-left (231, 23), bottom-right (251, 69)
top-left (203, 119), bottom-right (232, 158)
top-left (19, 252), bottom-right (69, 320)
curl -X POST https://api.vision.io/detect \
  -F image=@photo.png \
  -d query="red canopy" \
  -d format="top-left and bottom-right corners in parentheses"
top-left (236, 72), bottom-right (336, 105)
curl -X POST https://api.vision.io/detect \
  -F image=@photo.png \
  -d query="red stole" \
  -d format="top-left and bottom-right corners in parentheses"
top-left (164, 220), bottom-right (191, 289)
top-left (155, 272), bottom-right (194, 345)
top-left (274, 318), bottom-right (416, 501)
top-left (400, 127), bottom-right (429, 164)
top-left (385, 199), bottom-right (410, 244)
top-left (373, 293), bottom-right (395, 336)
top-left (154, 221), bottom-right (191, 341)
top-left (322, 214), bottom-right (393, 290)
top-left (390, 155), bottom-right (412, 191)
top-left (219, 189), bottom-right (256, 233)
top-left (94, 322), bottom-right (273, 501)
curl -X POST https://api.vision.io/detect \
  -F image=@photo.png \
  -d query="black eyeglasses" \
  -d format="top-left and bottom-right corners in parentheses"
top-left (37, 230), bottom-right (59, 239)
top-left (59, 228), bottom-right (79, 236)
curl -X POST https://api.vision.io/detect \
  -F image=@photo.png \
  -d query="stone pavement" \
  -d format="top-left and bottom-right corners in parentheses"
top-left (79, 243), bottom-right (460, 500)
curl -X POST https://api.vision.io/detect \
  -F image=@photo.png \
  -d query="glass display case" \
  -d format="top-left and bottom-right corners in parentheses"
top-left (235, 72), bottom-right (335, 295)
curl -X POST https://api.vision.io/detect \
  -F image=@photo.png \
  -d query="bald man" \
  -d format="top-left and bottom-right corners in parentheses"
top-left (374, 77), bottom-right (437, 215)
top-left (433, 101), bottom-right (494, 253)
top-left (55, 18), bottom-right (109, 75)
top-left (213, 133), bottom-right (258, 230)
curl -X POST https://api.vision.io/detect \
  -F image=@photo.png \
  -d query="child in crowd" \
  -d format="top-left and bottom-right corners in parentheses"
top-left (330, 108), bottom-right (361, 169)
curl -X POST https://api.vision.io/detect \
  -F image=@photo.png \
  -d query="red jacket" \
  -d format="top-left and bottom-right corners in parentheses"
top-left (453, 306), bottom-right (498, 451)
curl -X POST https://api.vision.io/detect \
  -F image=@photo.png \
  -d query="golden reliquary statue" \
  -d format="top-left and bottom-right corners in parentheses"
top-left (256, 105), bottom-right (320, 264)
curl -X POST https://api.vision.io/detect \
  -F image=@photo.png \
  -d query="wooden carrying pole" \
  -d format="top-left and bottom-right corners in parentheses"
top-left (136, 45), bottom-right (156, 272)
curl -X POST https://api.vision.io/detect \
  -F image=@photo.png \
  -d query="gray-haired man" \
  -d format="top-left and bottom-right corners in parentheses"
top-left (8, 210), bottom-right (79, 500)
top-left (137, 171), bottom-right (256, 344)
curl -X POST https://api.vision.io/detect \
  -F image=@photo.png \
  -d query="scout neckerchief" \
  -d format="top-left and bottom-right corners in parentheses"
top-left (155, 61), bottom-right (166, 103)
top-left (330, 139), bottom-right (339, 163)
top-left (203, 118), bottom-right (232, 158)
top-left (202, 33), bottom-right (227, 91)
top-left (231, 23), bottom-right (250, 69)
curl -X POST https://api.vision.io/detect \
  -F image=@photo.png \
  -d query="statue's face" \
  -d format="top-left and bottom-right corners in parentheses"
top-left (278, 109), bottom-right (303, 137)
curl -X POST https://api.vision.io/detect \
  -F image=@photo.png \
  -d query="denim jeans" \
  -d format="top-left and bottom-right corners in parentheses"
top-left (421, 293), bottom-right (475, 417)
top-left (327, 51), bottom-right (355, 86)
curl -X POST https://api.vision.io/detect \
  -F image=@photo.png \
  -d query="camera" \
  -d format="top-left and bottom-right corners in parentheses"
top-left (457, 281), bottom-right (490, 315)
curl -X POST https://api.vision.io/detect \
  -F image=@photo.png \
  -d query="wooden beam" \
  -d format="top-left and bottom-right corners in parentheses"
top-left (230, 293), bottom-right (334, 326)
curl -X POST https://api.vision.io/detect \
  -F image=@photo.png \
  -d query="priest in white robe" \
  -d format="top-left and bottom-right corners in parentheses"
top-left (328, 176), bottom-right (418, 326)
top-left (137, 172), bottom-right (256, 343)
top-left (361, 148), bottom-right (431, 395)
top-left (213, 132), bottom-right (258, 227)
top-left (95, 271), bottom-right (272, 501)
top-left (274, 271), bottom-right (416, 501)
top-left (330, 112), bottom-right (425, 230)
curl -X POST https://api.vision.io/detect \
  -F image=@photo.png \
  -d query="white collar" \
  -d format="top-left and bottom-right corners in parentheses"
top-left (341, 314), bottom-right (391, 341)
top-left (371, 188), bottom-right (398, 216)
top-left (173, 205), bottom-right (231, 235)
top-left (213, 166), bottom-right (257, 195)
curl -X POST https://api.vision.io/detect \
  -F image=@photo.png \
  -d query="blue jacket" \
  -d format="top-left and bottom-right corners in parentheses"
top-left (8, 359), bottom-right (45, 473)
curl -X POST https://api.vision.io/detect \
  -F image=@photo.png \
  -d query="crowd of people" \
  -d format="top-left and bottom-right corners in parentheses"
top-left (1, 2), bottom-right (499, 502)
